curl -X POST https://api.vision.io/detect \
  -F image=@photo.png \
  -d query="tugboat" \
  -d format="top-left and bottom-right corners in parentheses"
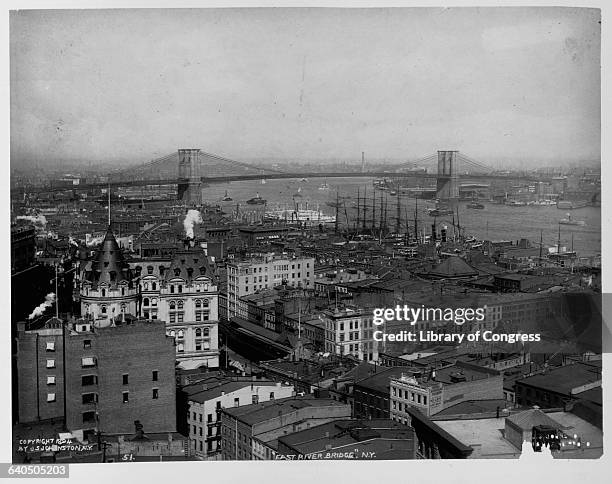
top-left (559, 213), bottom-right (585, 226)
top-left (466, 200), bottom-right (485, 209)
top-left (222, 190), bottom-right (233, 202)
top-left (246, 192), bottom-right (266, 205)
top-left (318, 182), bottom-right (330, 190)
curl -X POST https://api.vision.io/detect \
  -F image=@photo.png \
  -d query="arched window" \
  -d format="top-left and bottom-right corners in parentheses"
top-left (195, 300), bottom-right (201, 308)
top-left (147, 266), bottom-right (154, 275)
top-left (151, 298), bottom-right (157, 307)
top-left (121, 287), bottom-right (125, 296)
top-left (152, 282), bottom-right (157, 291)
top-left (101, 306), bottom-right (107, 314)
top-left (203, 328), bottom-right (210, 337)
top-left (178, 300), bottom-right (184, 309)
top-left (202, 299), bottom-right (209, 307)
top-left (120, 303), bottom-right (126, 312)
top-left (169, 301), bottom-right (176, 310)
top-left (143, 298), bottom-right (149, 306)
top-left (144, 282), bottom-right (149, 291)
top-left (169, 330), bottom-right (176, 337)
top-left (177, 329), bottom-right (184, 338)
top-left (195, 328), bottom-right (202, 338)
top-left (170, 285), bottom-right (175, 294)
top-left (177, 343), bottom-right (184, 353)
top-left (101, 289), bottom-right (106, 297)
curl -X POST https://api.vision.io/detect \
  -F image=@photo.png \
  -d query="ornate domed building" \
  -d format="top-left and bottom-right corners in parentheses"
top-left (77, 227), bottom-right (138, 323)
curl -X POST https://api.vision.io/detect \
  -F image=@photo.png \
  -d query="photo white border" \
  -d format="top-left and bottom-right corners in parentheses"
top-left (1, 1), bottom-right (609, 483)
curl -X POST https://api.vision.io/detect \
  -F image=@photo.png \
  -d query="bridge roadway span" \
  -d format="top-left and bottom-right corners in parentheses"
top-left (27, 171), bottom-right (546, 193)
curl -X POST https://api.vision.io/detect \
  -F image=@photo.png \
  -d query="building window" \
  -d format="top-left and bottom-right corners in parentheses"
top-left (234, 397), bottom-right (239, 407)
top-left (47, 393), bottom-right (56, 403)
top-left (82, 375), bottom-right (97, 386)
top-left (178, 313), bottom-right (184, 322)
top-left (47, 376), bottom-right (56, 385)
top-left (252, 395), bottom-right (259, 404)
top-left (46, 359), bottom-right (56, 368)
top-left (122, 392), bottom-right (129, 403)
top-left (82, 393), bottom-right (96, 404)
top-left (207, 414), bottom-right (213, 423)
top-left (152, 388), bottom-right (159, 399)
top-left (83, 339), bottom-right (92, 349)
top-left (269, 392), bottom-right (274, 400)
top-left (177, 343), bottom-right (184, 353)
top-left (83, 411), bottom-right (96, 424)
top-left (195, 328), bottom-right (202, 338)
top-left (122, 374), bottom-right (128, 385)
top-left (46, 341), bottom-right (55, 352)
top-left (152, 370), bottom-right (158, 381)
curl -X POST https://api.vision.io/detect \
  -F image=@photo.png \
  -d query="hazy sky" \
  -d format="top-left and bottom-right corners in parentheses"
top-left (10, 7), bottom-right (601, 167)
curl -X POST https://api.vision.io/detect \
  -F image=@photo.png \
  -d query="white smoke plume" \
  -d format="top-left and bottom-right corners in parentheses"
top-left (28, 293), bottom-right (56, 320)
top-left (16, 215), bottom-right (48, 227)
top-left (183, 209), bottom-right (202, 239)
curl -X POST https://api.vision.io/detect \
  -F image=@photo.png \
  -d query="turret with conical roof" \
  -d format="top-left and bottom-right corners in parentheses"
top-left (90, 226), bottom-right (130, 286)
top-left (77, 226), bottom-right (138, 322)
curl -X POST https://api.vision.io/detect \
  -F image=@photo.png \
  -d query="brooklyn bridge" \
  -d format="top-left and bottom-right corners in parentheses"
top-left (25, 148), bottom-right (551, 204)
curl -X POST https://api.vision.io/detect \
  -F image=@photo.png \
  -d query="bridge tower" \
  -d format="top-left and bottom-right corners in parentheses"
top-left (436, 150), bottom-right (459, 202)
top-left (177, 148), bottom-right (202, 205)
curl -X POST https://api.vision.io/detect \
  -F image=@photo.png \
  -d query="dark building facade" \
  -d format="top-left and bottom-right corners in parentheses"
top-left (16, 316), bottom-right (177, 441)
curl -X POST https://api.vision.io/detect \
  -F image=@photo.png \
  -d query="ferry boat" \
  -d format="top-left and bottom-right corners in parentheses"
top-left (246, 193), bottom-right (266, 205)
top-left (265, 208), bottom-right (335, 226)
top-left (221, 190), bottom-right (233, 202)
top-left (559, 213), bottom-right (586, 226)
top-left (557, 200), bottom-right (589, 210)
top-left (318, 183), bottom-right (330, 190)
top-left (506, 200), bottom-right (526, 207)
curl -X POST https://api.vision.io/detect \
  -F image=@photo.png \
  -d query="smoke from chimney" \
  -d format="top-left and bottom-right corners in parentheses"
top-left (28, 293), bottom-right (56, 319)
top-left (183, 209), bottom-right (203, 239)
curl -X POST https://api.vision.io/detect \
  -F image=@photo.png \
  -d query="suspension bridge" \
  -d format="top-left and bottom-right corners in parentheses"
top-left (29, 148), bottom-right (546, 203)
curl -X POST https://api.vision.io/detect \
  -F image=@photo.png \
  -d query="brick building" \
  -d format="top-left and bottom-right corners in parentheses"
top-left (220, 395), bottom-right (351, 460)
top-left (16, 316), bottom-right (177, 442)
top-left (389, 362), bottom-right (503, 418)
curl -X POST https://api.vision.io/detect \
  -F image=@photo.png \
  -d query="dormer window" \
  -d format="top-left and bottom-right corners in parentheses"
top-left (199, 267), bottom-right (206, 275)
top-left (147, 266), bottom-right (154, 275)
top-left (109, 271), bottom-right (116, 282)
top-left (187, 268), bottom-right (194, 278)
top-left (174, 268), bottom-right (181, 277)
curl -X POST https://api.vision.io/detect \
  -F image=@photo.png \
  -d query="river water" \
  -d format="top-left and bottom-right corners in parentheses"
top-left (200, 177), bottom-right (601, 258)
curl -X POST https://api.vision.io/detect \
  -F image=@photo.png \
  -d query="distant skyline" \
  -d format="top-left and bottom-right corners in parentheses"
top-left (10, 8), bottom-right (601, 168)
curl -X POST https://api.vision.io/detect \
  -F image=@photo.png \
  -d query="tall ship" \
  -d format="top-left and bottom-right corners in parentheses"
top-left (246, 193), bottom-right (266, 205)
top-left (221, 190), bottom-right (233, 202)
